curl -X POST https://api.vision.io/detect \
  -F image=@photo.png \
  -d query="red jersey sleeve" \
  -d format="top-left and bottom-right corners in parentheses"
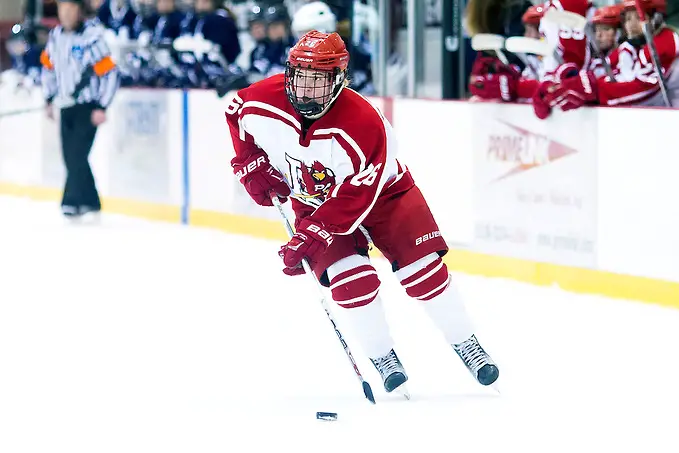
top-left (517, 78), bottom-right (540, 99)
top-left (309, 111), bottom-right (393, 236)
top-left (225, 91), bottom-right (261, 162)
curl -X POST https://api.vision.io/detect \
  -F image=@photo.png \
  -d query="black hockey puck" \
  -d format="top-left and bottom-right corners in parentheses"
top-left (316, 412), bottom-right (338, 421)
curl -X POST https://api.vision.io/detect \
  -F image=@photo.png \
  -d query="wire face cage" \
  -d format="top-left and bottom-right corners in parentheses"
top-left (285, 64), bottom-right (344, 117)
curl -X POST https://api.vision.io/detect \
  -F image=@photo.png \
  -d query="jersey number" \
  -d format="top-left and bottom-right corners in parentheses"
top-left (350, 163), bottom-right (382, 187)
top-left (558, 26), bottom-right (584, 40)
top-left (225, 94), bottom-right (244, 115)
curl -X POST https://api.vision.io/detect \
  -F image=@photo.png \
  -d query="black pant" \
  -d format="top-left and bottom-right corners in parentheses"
top-left (60, 103), bottom-right (100, 211)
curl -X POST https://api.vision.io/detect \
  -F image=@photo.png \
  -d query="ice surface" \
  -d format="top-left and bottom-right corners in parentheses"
top-left (0, 195), bottom-right (678, 453)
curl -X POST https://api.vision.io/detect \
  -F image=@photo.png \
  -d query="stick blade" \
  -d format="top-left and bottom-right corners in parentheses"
top-left (542, 8), bottom-right (587, 29)
top-left (363, 381), bottom-right (376, 404)
top-left (471, 33), bottom-right (506, 51)
top-left (504, 36), bottom-right (553, 57)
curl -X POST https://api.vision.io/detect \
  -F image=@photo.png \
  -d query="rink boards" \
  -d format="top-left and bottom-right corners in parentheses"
top-left (0, 85), bottom-right (677, 307)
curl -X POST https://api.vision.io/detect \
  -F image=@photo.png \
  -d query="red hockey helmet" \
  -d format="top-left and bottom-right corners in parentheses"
top-left (592, 4), bottom-right (623, 26)
top-left (522, 5), bottom-right (545, 26)
top-left (622, 0), bottom-right (666, 15)
top-left (285, 30), bottom-right (350, 119)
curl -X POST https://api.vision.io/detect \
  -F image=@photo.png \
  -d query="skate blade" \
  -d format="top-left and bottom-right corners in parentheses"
top-left (395, 384), bottom-right (411, 400)
top-left (488, 381), bottom-right (501, 395)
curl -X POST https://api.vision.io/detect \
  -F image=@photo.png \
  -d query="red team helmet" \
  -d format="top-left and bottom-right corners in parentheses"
top-left (622, 0), bottom-right (666, 15)
top-left (285, 30), bottom-right (350, 118)
top-left (592, 4), bottom-right (624, 26)
top-left (522, 5), bottom-right (545, 26)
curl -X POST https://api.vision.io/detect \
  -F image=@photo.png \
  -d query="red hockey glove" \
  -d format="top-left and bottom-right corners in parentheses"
top-left (532, 63), bottom-right (586, 120)
top-left (232, 151), bottom-right (290, 207)
top-left (469, 73), bottom-right (518, 101)
top-left (468, 55), bottom-right (520, 102)
top-left (532, 80), bottom-right (555, 120)
top-left (278, 217), bottom-right (333, 276)
top-left (545, 71), bottom-right (599, 112)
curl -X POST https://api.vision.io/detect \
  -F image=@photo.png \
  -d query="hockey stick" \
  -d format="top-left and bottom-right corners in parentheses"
top-left (270, 193), bottom-right (376, 405)
top-left (504, 37), bottom-right (553, 57)
top-left (634, 0), bottom-right (671, 106)
top-left (471, 34), bottom-right (510, 65)
top-left (504, 37), bottom-right (552, 78)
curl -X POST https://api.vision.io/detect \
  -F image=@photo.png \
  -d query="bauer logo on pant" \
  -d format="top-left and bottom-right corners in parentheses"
top-left (415, 231), bottom-right (441, 246)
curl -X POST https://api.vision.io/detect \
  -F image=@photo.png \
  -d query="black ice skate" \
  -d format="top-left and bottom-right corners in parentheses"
top-left (370, 349), bottom-right (410, 398)
top-left (453, 335), bottom-right (499, 386)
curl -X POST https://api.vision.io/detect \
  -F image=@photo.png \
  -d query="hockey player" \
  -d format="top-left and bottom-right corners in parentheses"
top-left (227, 31), bottom-right (500, 394)
top-left (519, 5), bottom-right (546, 80)
top-left (134, 0), bottom-right (184, 44)
top-left (132, 0), bottom-right (186, 88)
top-left (5, 23), bottom-right (44, 87)
top-left (180, 0), bottom-right (241, 66)
top-left (523, 4), bottom-right (542, 39)
top-left (532, 0), bottom-right (679, 117)
top-left (588, 4), bottom-right (623, 79)
top-left (175, 0), bottom-right (241, 90)
top-left (96, 0), bottom-right (138, 38)
top-left (253, 3), bottom-right (296, 77)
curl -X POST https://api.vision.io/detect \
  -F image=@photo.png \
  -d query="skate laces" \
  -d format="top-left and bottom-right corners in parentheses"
top-left (455, 336), bottom-right (489, 373)
top-left (371, 350), bottom-right (403, 377)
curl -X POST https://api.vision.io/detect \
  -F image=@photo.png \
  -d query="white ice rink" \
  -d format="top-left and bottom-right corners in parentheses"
top-left (0, 195), bottom-right (678, 453)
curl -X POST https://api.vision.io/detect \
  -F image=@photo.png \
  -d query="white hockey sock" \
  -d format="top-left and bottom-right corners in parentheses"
top-left (396, 253), bottom-right (475, 345)
top-left (337, 295), bottom-right (395, 359)
top-left (327, 255), bottom-right (395, 359)
top-left (419, 282), bottom-right (475, 346)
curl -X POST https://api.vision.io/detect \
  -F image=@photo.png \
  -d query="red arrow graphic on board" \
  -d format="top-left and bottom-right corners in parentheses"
top-left (487, 120), bottom-right (578, 182)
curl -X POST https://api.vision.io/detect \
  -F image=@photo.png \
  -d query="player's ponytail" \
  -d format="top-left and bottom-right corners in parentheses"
top-left (466, 0), bottom-right (498, 35)
top-left (465, 0), bottom-right (528, 36)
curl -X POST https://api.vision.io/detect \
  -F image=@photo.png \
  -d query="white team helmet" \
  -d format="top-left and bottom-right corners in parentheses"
top-left (291, 1), bottom-right (337, 37)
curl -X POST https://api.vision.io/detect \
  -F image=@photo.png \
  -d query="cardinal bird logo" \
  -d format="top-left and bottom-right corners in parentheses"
top-left (300, 161), bottom-right (336, 200)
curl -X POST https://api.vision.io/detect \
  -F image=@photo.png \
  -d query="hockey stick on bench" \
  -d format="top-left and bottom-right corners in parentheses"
top-left (471, 33), bottom-right (510, 64)
top-left (270, 192), bottom-right (376, 404)
top-left (504, 36), bottom-right (554, 57)
top-left (504, 36), bottom-right (553, 78)
top-left (635, 0), bottom-right (671, 106)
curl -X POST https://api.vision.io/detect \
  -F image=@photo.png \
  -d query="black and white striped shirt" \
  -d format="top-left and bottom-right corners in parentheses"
top-left (41, 20), bottom-right (120, 109)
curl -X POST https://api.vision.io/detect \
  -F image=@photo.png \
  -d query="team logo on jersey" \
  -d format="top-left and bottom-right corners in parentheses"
top-left (300, 161), bottom-right (336, 200)
top-left (285, 155), bottom-right (337, 204)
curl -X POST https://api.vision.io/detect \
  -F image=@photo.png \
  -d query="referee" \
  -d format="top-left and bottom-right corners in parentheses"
top-left (41, 0), bottom-right (119, 218)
